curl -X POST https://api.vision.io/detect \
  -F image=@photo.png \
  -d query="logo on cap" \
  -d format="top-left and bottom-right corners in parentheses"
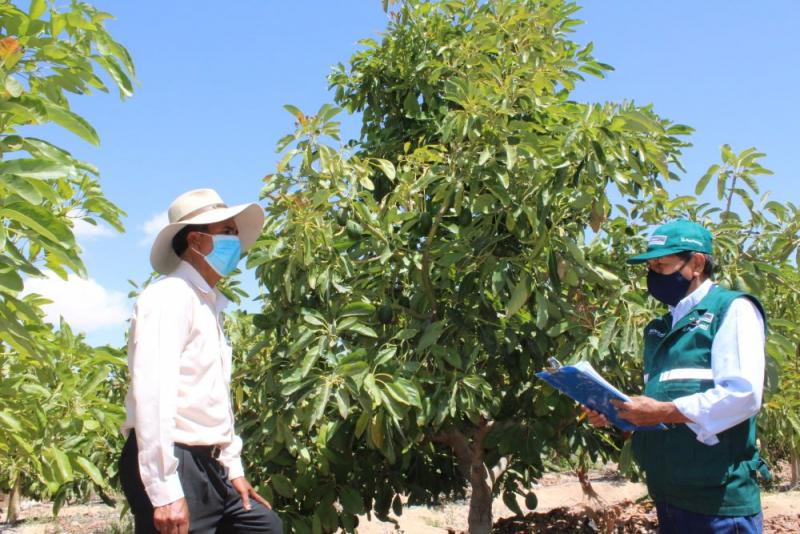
top-left (680, 237), bottom-right (703, 246)
top-left (648, 235), bottom-right (668, 245)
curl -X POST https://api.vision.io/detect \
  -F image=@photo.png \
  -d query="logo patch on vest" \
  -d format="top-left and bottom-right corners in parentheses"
top-left (649, 235), bottom-right (667, 245)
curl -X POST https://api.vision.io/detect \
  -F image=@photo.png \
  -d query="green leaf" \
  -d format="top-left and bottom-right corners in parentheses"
top-left (270, 474), bottom-right (295, 498)
top-left (44, 102), bottom-right (100, 145)
top-left (478, 147), bottom-right (492, 165)
top-left (48, 447), bottom-right (74, 483)
top-left (334, 388), bottom-right (350, 418)
top-left (619, 438), bottom-right (634, 476)
top-left (75, 456), bottom-right (105, 487)
top-left (339, 486), bottom-right (365, 514)
top-left (535, 292), bottom-right (548, 330)
top-left (0, 206), bottom-right (63, 243)
top-left (95, 56), bottom-right (134, 98)
top-left (341, 321), bottom-right (378, 338)
top-left (417, 321), bottom-right (445, 351)
top-left (375, 159), bottom-right (396, 181)
top-left (5, 76), bottom-right (23, 97)
top-left (506, 273), bottom-right (530, 318)
top-left (340, 302), bottom-right (376, 317)
top-left (374, 346), bottom-right (396, 366)
top-left (3, 174), bottom-right (43, 203)
top-left (355, 411), bottom-right (370, 438)
top-left (0, 158), bottom-right (74, 180)
top-left (29, 0), bottom-right (47, 19)
top-left (288, 329), bottom-right (315, 356)
top-left (284, 104), bottom-right (303, 118)
top-left (502, 490), bottom-right (523, 516)
top-left (384, 381), bottom-right (413, 407)
top-left (0, 410), bottom-right (23, 432)
top-left (504, 143), bottom-right (517, 171)
top-left (721, 143), bottom-right (734, 164)
top-left (695, 164), bottom-right (719, 195)
top-left (309, 381), bottom-right (331, 428)
top-left (0, 268), bottom-right (23, 292)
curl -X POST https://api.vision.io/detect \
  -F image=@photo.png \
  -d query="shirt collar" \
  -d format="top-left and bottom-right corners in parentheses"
top-left (670, 278), bottom-right (713, 325)
top-left (172, 261), bottom-right (229, 311)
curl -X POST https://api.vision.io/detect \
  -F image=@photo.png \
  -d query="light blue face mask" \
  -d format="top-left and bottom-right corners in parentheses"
top-left (199, 234), bottom-right (241, 277)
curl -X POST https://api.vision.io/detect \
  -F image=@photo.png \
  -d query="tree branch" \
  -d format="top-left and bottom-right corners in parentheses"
top-left (489, 456), bottom-right (511, 487)
top-left (419, 194), bottom-right (451, 319)
top-left (429, 428), bottom-right (473, 479)
top-left (724, 171), bottom-right (738, 216)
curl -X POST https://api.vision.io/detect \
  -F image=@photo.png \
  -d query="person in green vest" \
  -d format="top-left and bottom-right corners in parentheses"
top-left (586, 220), bottom-right (768, 534)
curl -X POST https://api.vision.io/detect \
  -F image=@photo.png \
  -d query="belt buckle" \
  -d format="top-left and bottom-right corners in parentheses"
top-left (210, 445), bottom-right (222, 459)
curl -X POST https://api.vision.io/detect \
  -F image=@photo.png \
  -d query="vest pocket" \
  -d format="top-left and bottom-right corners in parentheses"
top-left (666, 426), bottom-right (730, 486)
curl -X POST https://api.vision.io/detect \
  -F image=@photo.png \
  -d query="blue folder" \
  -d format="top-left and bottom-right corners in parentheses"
top-left (536, 362), bottom-right (667, 432)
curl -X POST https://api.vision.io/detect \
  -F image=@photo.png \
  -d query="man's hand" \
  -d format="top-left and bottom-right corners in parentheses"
top-left (611, 396), bottom-right (690, 427)
top-left (582, 407), bottom-right (610, 428)
top-left (153, 497), bottom-right (189, 534)
top-left (231, 477), bottom-right (272, 511)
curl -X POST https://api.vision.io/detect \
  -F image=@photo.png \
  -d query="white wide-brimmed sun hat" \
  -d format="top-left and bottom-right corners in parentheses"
top-left (149, 188), bottom-right (265, 274)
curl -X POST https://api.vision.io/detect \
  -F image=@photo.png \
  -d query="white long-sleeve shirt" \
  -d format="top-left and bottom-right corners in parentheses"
top-left (667, 279), bottom-right (765, 446)
top-left (122, 261), bottom-right (244, 507)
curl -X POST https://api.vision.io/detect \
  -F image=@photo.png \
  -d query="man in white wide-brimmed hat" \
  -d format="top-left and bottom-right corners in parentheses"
top-left (119, 189), bottom-right (282, 534)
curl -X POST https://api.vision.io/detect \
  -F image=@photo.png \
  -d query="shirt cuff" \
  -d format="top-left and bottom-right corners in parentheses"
top-left (672, 397), bottom-right (719, 446)
top-left (225, 458), bottom-right (245, 481)
top-left (144, 473), bottom-right (184, 507)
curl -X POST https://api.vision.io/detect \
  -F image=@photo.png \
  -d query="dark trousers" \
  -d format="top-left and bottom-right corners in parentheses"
top-left (655, 502), bottom-right (763, 534)
top-left (119, 433), bottom-right (282, 534)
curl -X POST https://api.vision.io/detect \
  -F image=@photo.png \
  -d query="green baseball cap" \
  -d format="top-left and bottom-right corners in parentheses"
top-left (627, 220), bottom-right (713, 264)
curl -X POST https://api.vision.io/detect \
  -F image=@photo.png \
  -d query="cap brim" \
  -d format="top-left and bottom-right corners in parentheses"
top-left (150, 202), bottom-right (264, 274)
top-left (626, 246), bottom-right (691, 264)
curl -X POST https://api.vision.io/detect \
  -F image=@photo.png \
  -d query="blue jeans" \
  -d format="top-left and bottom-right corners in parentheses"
top-left (655, 501), bottom-right (762, 534)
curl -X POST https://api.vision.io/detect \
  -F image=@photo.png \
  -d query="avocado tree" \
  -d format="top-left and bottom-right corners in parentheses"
top-left (238, 1), bottom-right (799, 533)
top-left (0, 0), bottom-right (134, 519)
top-left (242, 1), bottom-right (690, 532)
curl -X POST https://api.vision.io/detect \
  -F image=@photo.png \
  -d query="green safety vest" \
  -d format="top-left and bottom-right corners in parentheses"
top-left (632, 284), bottom-right (769, 516)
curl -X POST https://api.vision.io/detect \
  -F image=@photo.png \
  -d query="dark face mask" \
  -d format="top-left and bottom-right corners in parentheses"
top-left (647, 259), bottom-right (692, 307)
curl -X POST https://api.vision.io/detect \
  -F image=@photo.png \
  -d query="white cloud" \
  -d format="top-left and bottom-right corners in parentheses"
top-left (71, 217), bottom-right (116, 239)
top-left (140, 211), bottom-right (169, 246)
top-left (23, 271), bottom-right (130, 333)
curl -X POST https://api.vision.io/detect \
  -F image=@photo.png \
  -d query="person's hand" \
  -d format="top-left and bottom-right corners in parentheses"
top-left (611, 396), bottom-right (689, 427)
top-left (231, 477), bottom-right (272, 511)
top-left (153, 497), bottom-right (189, 534)
top-left (582, 407), bottom-right (610, 428)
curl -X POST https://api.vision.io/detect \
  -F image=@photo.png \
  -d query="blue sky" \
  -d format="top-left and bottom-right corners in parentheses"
top-left (30, 1), bottom-right (799, 346)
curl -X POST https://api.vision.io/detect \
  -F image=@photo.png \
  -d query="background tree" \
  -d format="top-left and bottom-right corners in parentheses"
top-left (238, 1), bottom-right (799, 533)
top-left (0, 0), bottom-right (133, 520)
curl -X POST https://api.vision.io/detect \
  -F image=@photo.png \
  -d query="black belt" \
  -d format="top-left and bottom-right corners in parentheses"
top-left (175, 442), bottom-right (223, 459)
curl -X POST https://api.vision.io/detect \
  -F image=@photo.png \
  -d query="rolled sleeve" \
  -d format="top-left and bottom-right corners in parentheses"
top-left (673, 297), bottom-right (765, 445)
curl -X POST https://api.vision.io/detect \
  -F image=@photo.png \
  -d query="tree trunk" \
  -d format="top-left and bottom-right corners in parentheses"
top-left (791, 449), bottom-right (799, 488)
top-left (430, 419), bottom-right (502, 534)
top-left (6, 474), bottom-right (21, 524)
top-left (467, 459), bottom-right (493, 534)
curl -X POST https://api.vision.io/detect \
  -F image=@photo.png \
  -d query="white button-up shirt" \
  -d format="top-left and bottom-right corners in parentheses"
top-left (668, 279), bottom-right (765, 445)
top-left (122, 261), bottom-right (244, 507)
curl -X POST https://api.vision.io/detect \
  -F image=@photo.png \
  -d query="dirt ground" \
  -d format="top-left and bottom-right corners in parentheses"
top-left (1, 472), bottom-right (798, 533)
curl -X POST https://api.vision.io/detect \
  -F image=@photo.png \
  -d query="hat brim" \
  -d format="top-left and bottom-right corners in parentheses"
top-left (627, 245), bottom-right (700, 264)
top-left (150, 202), bottom-right (265, 274)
